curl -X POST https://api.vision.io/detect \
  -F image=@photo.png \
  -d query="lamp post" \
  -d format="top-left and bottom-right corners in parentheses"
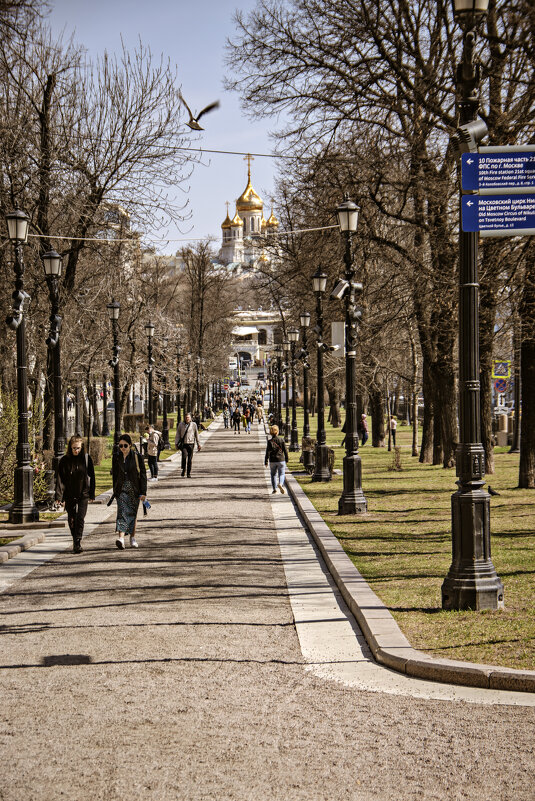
top-left (288, 328), bottom-right (300, 451)
top-left (161, 336), bottom-right (171, 449)
top-left (5, 210), bottom-right (39, 523)
top-left (282, 340), bottom-right (291, 443)
top-left (195, 356), bottom-right (201, 418)
top-left (311, 268), bottom-right (331, 482)
top-left (107, 300), bottom-right (121, 449)
top-left (300, 311), bottom-right (312, 470)
top-left (186, 352), bottom-right (192, 415)
top-left (441, 0), bottom-right (503, 610)
top-left (43, 249), bottom-right (65, 502)
top-left (335, 196), bottom-right (367, 514)
top-left (145, 321), bottom-right (155, 425)
top-left (101, 375), bottom-right (110, 437)
top-left (175, 338), bottom-right (182, 426)
top-left (273, 345), bottom-right (283, 432)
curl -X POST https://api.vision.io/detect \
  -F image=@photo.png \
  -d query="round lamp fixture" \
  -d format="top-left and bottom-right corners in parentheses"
top-left (145, 321), bottom-right (155, 338)
top-left (300, 312), bottom-right (311, 328)
top-left (336, 195), bottom-right (359, 233)
top-left (42, 250), bottom-right (63, 278)
top-left (107, 299), bottom-right (120, 321)
top-left (312, 268), bottom-right (328, 294)
top-left (6, 209), bottom-right (30, 243)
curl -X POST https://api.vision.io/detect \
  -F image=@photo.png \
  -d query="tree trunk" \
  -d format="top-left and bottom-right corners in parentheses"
top-left (370, 389), bottom-right (385, 447)
top-left (326, 381), bottom-right (341, 428)
top-left (419, 359), bottom-right (434, 463)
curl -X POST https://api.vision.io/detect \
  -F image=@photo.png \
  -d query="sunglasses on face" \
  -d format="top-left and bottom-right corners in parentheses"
top-left (119, 443), bottom-right (130, 449)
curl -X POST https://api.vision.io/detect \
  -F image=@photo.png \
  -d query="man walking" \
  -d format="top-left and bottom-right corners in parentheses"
top-left (175, 412), bottom-right (201, 477)
top-left (145, 424), bottom-right (162, 481)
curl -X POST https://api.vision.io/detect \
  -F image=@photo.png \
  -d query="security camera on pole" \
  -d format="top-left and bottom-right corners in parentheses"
top-left (333, 196), bottom-right (367, 515)
top-left (441, 0), bottom-right (503, 611)
top-left (5, 210), bottom-right (39, 523)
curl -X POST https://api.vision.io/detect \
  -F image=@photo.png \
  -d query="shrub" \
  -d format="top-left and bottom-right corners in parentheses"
top-left (123, 413), bottom-right (144, 433)
top-left (89, 437), bottom-right (106, 466)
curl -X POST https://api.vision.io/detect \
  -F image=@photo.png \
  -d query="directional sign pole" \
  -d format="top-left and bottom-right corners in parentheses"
top-left (441, 10), bottom-right (504, 612)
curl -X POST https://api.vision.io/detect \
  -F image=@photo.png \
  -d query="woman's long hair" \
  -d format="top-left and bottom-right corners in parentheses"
top-left (66, 435), bottom-right (86, 457)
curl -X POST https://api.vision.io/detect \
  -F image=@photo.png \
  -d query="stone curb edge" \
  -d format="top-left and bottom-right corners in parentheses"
top-left (284, 470), bottom-right (535, 695)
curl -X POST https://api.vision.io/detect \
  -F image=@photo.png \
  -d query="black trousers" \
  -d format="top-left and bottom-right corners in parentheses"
top-left (181, 444), bottom-right (194, 476)
top-left (148, 454), bottom-right (158, 477)
top-left (65, 497), bottom-right (89, 542)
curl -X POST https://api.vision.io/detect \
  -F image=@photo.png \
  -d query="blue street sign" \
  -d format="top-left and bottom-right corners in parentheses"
top-left (462, 151), bottom-right (535, 192)
top-left (462, 194), bottom-right (535, 235)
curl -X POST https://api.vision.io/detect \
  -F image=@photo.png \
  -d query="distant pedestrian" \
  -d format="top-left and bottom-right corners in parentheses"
top-left (112, 434), bottom-right (147, 550)
top-left (389, 415), bottom-right (397, 446)
top-left (232, 407), bottom-right (241, 434)
top-left (175, 412), bottom-right (201, 477)
top-left (55, 435), bottom-right (95, 554)
top-left (360, 413), bottom-right (369, 446)
top-left (244, 405), bottom-right (252, 433)
top-left (145, 424), bottom-right (162, 481)
top-left (265, 424), bottom-right (289, 494)
top-left (223, 406), bottom-right (230, 429)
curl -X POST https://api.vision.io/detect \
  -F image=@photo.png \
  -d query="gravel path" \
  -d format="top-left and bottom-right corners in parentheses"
top-left (1, 423), bottom-right (534, 800)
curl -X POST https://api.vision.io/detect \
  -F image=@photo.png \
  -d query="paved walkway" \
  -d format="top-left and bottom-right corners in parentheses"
top-left (1, 421), bottom-right (534, 800)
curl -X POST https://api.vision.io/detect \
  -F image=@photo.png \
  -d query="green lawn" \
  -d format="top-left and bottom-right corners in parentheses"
top-left (287, 409), bottom-right (535, 670)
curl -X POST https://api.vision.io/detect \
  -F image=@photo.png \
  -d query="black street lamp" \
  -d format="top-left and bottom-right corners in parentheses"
top-left (107, 300), bottom-right (121, 449)
top-left (300, 312), bottom-right (312, 469)
top-left (186, 352), bottom-right (192, 415)
top-left (441, 0), bottom-right (503, 611)
top-left (175, 338), bottom-right (182, 426)
top-left (335, 197), bottom-right (367, 514)
top-left (195, 356), bottom-right (201, 418)
top-left (288, 328), bottom-right (300, 451)
top-left (282, 340), bottom-right (291, 443)
top-left (161, 336), bottom-right (171, 449)
top-left (101, 375), bottom-right (110, 437)
top-left (311, 268), bottom-right (331, 482)
top-left (273, 344), bottom-right (284, 431)
top-left (145, 321), bottom-right (155, 425)
top-left (43, 249), bottom-right (65, 502)
top-left (5, 210), bottom-right (39, 523)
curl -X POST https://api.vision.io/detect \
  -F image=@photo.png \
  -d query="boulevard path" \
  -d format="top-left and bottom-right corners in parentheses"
top-left (1, 421), bottom-right (534, 800)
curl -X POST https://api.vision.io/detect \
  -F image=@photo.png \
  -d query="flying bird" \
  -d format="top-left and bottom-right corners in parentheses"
top-left (179, 93), bottom-right (220, 131)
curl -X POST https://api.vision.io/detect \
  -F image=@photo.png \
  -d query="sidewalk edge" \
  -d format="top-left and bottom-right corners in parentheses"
top-left (285, 471), bottom-right (535, 694)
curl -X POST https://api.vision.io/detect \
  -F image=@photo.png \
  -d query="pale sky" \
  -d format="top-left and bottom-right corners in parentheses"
top-left (49, 0), bottom-right (278, 254)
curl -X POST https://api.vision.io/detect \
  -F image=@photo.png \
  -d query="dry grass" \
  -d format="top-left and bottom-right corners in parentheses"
top-left (289, 412), bottom-right (535, 670)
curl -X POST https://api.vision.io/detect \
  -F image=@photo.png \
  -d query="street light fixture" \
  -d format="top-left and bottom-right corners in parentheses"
top-left (5, 210), bottom-right (39, 523)
top-left (282, 340), bottom-right (291, 443)
top-left (145, 321), bottom-right (155, 424)
top-left (311, 268), bottom-right (331, 482)
top-left (288, 327), bottom-right (300, 451)
top-left (335, 195), bottom-right (367, 514)
top-left (441, 0), bottom-right (503, 611)
top-left (107, 300), bottom-right (121, 449)
top-left (42, 249), bottom-right (65, 504)
top-left (273, 344), bottom-right (284, 432)
top-left (299, 311), bottom-right (312, 470)
top-left (161, 336), bottom-right (171, 448)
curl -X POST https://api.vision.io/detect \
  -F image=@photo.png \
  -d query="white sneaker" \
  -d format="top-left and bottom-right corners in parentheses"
top-left (130, 536), bottom-right (138, 549)
top-left (153, 477), bottom-right (158, 482)
top-left (115, 535), bottom-right (125, 550)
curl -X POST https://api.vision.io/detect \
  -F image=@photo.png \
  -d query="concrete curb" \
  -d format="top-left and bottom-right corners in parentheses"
top-left (0, 531), bottom-right (48, 563)
top-left (284, 470), bottom-right (535, 694)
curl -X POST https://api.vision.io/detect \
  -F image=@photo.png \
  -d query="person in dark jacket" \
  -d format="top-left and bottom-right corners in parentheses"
top-left (264, 424), bottom-right (289, 494)
top-left (112, 434), bottom-right (147, 550)
top-left (55, 435), bottom-right (96, 554)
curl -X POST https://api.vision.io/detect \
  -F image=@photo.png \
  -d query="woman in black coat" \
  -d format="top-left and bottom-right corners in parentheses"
top-left (112, 434), bottom-right (147, 550)
top-left (264, 424), bottom-right (289, 494)
top-left (55, 435), bottom-right (96, 553)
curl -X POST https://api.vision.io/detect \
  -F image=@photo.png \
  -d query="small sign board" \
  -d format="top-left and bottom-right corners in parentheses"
top-left (494, 378), bottom-right (508, 394)
top-left (462, 194), bottom-right (535, 235)
top-left (462, 151), bottom-right (535, 192)
top-left (492, 360), bottom-right (511, 379)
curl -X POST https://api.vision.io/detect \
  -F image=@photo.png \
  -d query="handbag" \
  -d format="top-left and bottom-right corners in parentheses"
top-left (176, 422), bottom-right (190, 450)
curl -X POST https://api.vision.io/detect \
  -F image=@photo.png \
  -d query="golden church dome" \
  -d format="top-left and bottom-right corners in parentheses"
top-left (267, 208), bottom-right (279, 227)
top-left (236, 156), bottom-right (263, 212)
top-left (221, 214), bottom-right (232, 230)
top-left (231, 211), bottom-right (243, 227)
